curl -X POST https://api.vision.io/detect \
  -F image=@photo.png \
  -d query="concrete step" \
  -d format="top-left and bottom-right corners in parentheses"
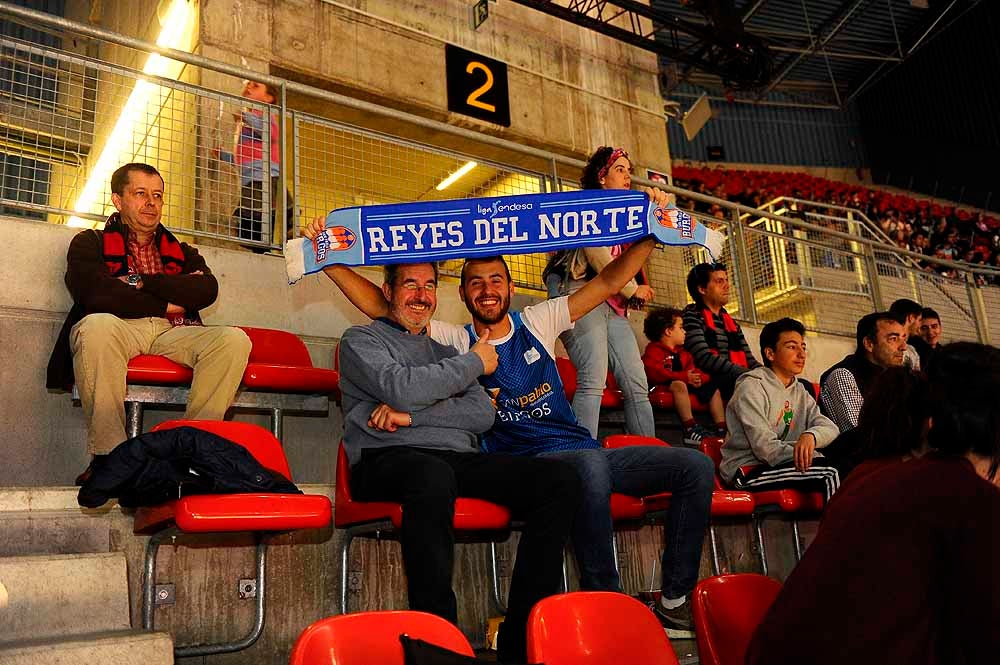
top-left (0, 630), bottom-right (173, 665)
top-left (0, 551), bottom-right (130, 644)
top-left (0, 487), bottom-right (111, 557)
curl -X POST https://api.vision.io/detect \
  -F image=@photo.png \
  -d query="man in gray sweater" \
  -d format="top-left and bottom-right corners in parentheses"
top-left (338, 261), bottom-right (580, 664)
top-left (721, 317), bottom-right (841, 501)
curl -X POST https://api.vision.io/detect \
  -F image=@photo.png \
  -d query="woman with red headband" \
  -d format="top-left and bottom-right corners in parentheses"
top-left (544, 146), bottom-right (657, 439)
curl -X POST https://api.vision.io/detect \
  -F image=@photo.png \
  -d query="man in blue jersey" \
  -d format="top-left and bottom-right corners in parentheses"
top-left (306, 212), bottom-right (714, 634)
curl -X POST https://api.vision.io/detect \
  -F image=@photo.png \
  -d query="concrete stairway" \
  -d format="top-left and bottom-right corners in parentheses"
top-left (0, 488), bottom-right (173, 664)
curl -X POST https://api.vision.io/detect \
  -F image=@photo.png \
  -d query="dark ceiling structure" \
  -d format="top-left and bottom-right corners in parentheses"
top-left (507, 0), bottom-right (982, 109)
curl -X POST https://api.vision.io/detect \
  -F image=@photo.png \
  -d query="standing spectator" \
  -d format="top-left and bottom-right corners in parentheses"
top-left (746, 343), bottom-right (1000, 665)
top-left (46, 163), bottom-right (251, 483)
top-left (819, 312), bottom-right (906, 433)
top-left (721, 318), bottom-right (841, 501)
top-left (217, 80), bottom-right (292, 244)
top-left (682, 262), bottom-right (761, 406)
top-left (542, 146), bottom-right (657, 438)
top-left (642, 307), bottom-right (726, 442)
top-left (888, 298), bottom-right (923, 370)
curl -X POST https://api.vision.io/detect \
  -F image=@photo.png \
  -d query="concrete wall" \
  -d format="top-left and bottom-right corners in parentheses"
top-left (197, 0), bottom-right (670, 174)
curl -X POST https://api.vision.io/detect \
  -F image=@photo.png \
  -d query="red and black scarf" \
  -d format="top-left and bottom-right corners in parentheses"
top-left (702, 307), bottom-right (749, 368)
top-left (101, 212), bottom-right (185, 277)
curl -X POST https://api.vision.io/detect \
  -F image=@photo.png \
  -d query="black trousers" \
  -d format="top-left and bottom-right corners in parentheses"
top-left (351, 446), bottom-right (581, 663)
top-left (234, 179), bottom-right (294, 242)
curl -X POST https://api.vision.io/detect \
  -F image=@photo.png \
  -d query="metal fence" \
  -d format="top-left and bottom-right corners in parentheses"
top-left (2, 4), bottom-right (1000, 344)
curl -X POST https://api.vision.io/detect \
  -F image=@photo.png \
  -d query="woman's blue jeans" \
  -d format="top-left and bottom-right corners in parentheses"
top-left (554, 276), bottom-right (655, 438)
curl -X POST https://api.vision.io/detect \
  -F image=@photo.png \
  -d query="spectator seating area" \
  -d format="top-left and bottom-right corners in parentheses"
top-left (288, 576), bottom-right (779, 665)
top-left (72, 326), bottom-right (341, 441)
top-left (333, 441), bottom-right (513, 616)
top-left (132, 419), bottom-right (332, 658)
top-left (673, 165), bottom-right (1000, 278)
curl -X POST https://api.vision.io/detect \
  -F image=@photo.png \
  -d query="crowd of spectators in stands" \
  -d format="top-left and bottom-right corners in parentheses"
top-left (52, 154), bottom-right (994, 664)
top-left (672, 165), bottom-right (1000, 281)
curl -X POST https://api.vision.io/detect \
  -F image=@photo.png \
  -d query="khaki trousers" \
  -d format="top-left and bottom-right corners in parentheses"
top-left (70, 314), bottom-right (252, 455)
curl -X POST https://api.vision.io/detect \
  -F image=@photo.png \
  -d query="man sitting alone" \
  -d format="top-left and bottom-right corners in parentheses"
top-left (46, 163), bottom-right (251, 482)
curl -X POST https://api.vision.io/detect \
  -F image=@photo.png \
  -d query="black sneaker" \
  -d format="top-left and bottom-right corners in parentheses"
top-left (652, 599), bottom-right (695, 639)
top-left (682, 425), bottom-right (711, 446)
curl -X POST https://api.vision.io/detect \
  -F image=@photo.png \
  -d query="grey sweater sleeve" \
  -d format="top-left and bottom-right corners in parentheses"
top-left (728, 381), bottom-right (793, 467)
top-left (340, 326), bottom-right (485, 412)
top-left (803, 397), bottom-right (840, 448)
top-left (410, 385), bottom-right (496, 433)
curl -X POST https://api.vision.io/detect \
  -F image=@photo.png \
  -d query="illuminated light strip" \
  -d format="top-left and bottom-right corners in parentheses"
top-left (68, 0), bottom-right (194, 227)
top-left (434, 161), bottom-right (477, 191)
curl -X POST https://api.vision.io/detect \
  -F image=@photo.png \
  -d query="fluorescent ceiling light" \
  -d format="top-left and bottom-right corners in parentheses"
top-left (69, 0), bottom-right (194, 227)
top-left (435, 161), bottom-right (477, 191)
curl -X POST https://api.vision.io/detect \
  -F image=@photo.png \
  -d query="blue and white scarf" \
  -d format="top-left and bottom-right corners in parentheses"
top-left (285, 189), bottom-right (723, 283)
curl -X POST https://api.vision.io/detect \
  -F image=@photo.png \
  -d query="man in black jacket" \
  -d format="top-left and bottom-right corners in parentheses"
top-left (819, 312), bottom-right (906, 433)
top-left (47, 163), bottom-right (251, 476)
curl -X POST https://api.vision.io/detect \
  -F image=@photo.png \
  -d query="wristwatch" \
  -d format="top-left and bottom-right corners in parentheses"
top-left (126, 273), bottom-right (141, 286)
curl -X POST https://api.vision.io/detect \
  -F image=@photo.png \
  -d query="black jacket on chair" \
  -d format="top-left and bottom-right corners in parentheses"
top-left (78, 426), bottom-right (301, 508)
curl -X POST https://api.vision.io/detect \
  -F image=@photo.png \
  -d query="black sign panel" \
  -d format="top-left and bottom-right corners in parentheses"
top-left (445, 44), bottom-right (511, 127)
top-left (707, 145), bottom-right (726, 161)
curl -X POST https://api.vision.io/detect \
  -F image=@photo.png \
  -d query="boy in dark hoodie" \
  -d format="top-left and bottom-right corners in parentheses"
top-left (642, 307), bottom-right (726, 443)
top-left (722, 317), bottom-right (841, 500)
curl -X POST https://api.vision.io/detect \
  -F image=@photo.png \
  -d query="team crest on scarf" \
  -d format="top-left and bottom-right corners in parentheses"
top-left (313, 226), bottom-right (357, 262)
top-left (656, 207), bottom-right (695, 239)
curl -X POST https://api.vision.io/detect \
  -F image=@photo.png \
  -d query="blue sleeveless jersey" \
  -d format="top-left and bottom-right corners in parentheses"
top-left (468, 312), bottom-right (599, 455)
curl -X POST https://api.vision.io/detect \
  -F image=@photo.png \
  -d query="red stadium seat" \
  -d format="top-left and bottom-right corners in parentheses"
top-left (132, 420), bottom-right (331, 659)
top-left (605, 435), bottom-right (754, 575)
top-left (289, 611), bottom-right (474, 665)
top-left (125, 354), bottom-right (192, 385)
top-left (555, 355), bottom-right (625, 407)
top-left (700, 437), bottom-right (823, 575)
top-left (692, 574), bottom-right (782, 665)
top-left (648, 384), bottom-right (709, 412)
top-left (334, 442), bottom-right (512, 615)
top-left (528, 592), bottom-right (680, 665)
top-left (84, 327), bottom-right (340, 443)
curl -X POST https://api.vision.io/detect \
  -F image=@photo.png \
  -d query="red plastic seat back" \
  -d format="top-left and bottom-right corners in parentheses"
top-left (692, 574), bottom-right (782, 665)
top-left (603, 434), bottom-right (670, 449)
top-left (151, 420), bottom-right (293, 480)
top-left (700, 436), bottom-right (724, 470)
top-left (239, 326), bottom-right (314, 367)
top-left (289, 611), bottom-right (474, 665)
top-left (528, 592), bottom-right (679, 665)
top-left (556, 356), bottom-right (577, 400)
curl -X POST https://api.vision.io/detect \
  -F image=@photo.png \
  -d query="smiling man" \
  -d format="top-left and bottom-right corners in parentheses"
top-left (721, 317), bottom-right (841, 501)
top-left (307, 200), bottom-right (714, 636)
top-left (336, 261), bottom-right (581, 664)
top-left (46, 163), bottom-right (251, 482)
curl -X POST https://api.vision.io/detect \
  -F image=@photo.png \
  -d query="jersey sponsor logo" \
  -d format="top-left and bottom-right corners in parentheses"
top-left (523, 347), bottom-right (541, 365)
top-left (496, 401), bottom-right (552, 422)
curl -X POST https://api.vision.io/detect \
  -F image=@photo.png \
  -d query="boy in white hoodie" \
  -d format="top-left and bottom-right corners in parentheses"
top-left (722, 317), bottom-right (842, 500)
